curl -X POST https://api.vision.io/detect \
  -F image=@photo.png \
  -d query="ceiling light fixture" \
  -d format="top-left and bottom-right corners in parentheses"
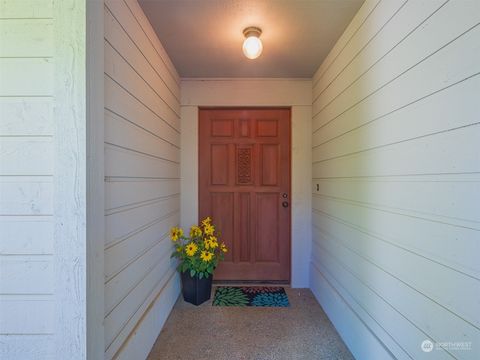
top-left (242, 27), bottom-right (263, 60)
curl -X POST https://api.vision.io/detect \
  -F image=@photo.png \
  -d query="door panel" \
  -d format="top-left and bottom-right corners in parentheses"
top-left (210, 145), bottom-right (229, 185)
top-left (199, 108), bottom-right (291, 281)
top-left (256, 193), bottom-right (280, 262)
top-left (237, 192), bottom-right (251, 262)
top-left (210, 192), bottom-right (234, 262)
top-left (261, 144), bottom-right (279, 185)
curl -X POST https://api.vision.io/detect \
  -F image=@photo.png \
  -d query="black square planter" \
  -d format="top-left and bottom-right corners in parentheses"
top-left (180, 271), bottom-right (213, 306)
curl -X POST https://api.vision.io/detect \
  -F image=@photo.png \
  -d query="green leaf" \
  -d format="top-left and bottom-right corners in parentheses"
top-left (213, 287), bottom-right (248, 306)
top-left (199, 272), bottom-right (204, 279)
top-left (190, 269), bottom-right (196, 277)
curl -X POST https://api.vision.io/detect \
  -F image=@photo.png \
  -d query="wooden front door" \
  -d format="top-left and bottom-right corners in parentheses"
top-left (199, 108), bottom-right (291, 282)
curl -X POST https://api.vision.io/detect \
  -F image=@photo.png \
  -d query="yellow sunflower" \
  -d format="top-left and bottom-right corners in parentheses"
top-left (220, 242), bottom-right (228, 253)
top-left (209, 236), bottom-right (219, 249)
top-left (190, 225), bottom-right (202, 238)
top-left (204, 223), bottom-right (215, 235)
top-left (204, 238), bottom-right (212, 250)
top-left (185, 242), bottom-right (198, 256)
top-left (170, 226), bottom-right (183, 242)
top-left (201, 217), bottom-right (212, 227)
top-left (200, 250), bottom-right (214, 262)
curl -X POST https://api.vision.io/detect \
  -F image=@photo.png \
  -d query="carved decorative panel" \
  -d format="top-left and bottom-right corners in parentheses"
top-left (237, 147), bottom-right (252, 184)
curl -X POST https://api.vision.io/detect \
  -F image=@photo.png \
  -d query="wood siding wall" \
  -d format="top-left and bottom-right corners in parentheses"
top-left (1, 1), bottom-right (87, 359)
top-left (310, 0), bottom-right (480, 359)
top-left (0, 0), bottom-right (55, 350)
top-left (103, 0), bottom-right (181, 358)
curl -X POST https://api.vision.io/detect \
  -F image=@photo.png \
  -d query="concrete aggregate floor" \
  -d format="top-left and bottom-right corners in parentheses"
top-left (147, 288), bottom-right (354, 360)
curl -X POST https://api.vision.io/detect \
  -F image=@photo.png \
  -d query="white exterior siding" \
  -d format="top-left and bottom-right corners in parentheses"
top-left (1, 0), bottom-right (87, 359)
top-left (310, 0), bottom-right (480, 359)
top-left (103, 0), bottom-right (181, 359)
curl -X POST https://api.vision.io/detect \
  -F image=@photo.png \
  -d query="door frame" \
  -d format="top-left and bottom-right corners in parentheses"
top-left (198, 107), bottom-right (292, 283)
top-left (179, 78), bottom-right (312, 288)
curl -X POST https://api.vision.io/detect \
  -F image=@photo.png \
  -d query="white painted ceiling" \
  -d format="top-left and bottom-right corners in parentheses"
top-left (139, 0), bottom-right (364, 78)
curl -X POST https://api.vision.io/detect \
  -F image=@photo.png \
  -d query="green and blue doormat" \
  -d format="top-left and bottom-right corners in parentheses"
top-left (212, 286), bottom-right (290, 307)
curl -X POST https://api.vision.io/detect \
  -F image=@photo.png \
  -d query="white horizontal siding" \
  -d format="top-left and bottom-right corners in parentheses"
top-left (105, 111), bottom-right (179, 164)
top-left (104, 237), bottom-right (172, 318)
top-left (0, 177), bottom-right (53, 215)
top-left (0, 297), bottom-right (54, 334)
top-left (313, 0), bottom-right (405, 97)
top-left (0, 256), bottom-right (53, 294)
top-left (104, 43), bottom-right (179, 131)
top-left (0, 58), bottom-right (53, 96)
top-left (105, 145), bottom-right (179, 179)
top-left (0, 138), bottom-right (53, 175)
top-left (0, 335), bottom-right (54, 360)
top-left (104, 0), bottom-right (179, 93)
top-left (104, 7), bottom-right (179, 114)
top-left (104, 211), bottom-right (178, 280)
top-left (0, 19), bottom-right (53, 57)
top-left (0, 98), bottom-right (53, 135)
top-left (0, 2), bottom-right (57, 358)
top-left (312, 0), bottom-right (381, 87)
top-left (103, 0), bottom-right (180, 358)
top-left (310, 262), bottom-right (396, 359)
top-left (104, 77), bottom-right (180, 147)
top-left (105, 195), bottom-right (179, 247)
top-left (310, 1), bottom-right (480, 359)
top-left (105, 178), bottom-right (179, 211)
top-left (0, 217), bottom-right (53, 255)
top-left (0, 0), bottom-right (53, 19)
top-left (114, 274), bottom-right (180, 360)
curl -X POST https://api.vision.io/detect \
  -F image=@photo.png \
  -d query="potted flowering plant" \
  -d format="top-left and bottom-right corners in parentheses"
top-left (170, 217), bottom-right (227, 305)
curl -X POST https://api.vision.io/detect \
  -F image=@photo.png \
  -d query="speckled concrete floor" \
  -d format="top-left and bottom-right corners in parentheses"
top-left (147, 288), bottom-right (353, 360)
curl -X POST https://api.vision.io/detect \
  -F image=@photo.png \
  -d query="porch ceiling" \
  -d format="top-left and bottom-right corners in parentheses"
top-left (138, 0), bottom-right (364, 78)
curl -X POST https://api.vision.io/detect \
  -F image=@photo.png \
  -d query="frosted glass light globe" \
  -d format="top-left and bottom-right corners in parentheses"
top-left (242, 35), bottom-right (263, 59)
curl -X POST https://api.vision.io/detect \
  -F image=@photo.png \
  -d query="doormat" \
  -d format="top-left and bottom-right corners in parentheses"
top-left (212, 286), bottom-right (290, 307)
